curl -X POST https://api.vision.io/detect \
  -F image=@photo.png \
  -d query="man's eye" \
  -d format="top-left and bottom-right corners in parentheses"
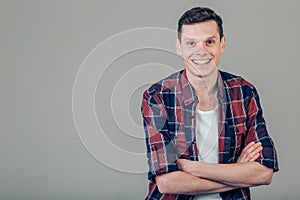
top-left (206, 40), bottom-right (215, 46)
top-left (186, 41), bottom-right (196, 46)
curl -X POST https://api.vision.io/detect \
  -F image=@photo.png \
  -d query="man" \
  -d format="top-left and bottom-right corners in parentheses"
top-left (141, 7), bottom-right (278, 200)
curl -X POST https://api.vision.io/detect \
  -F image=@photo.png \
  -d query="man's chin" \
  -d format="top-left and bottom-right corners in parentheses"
top-left (190, 67), bottom-right (218, 78)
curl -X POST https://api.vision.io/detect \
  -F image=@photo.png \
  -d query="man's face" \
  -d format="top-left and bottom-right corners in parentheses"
top-left (176, 20), bottom-right (226, 78)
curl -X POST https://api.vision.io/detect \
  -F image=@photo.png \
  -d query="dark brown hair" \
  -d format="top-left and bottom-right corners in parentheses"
top-left (177, 7), bottom-right (224, 41)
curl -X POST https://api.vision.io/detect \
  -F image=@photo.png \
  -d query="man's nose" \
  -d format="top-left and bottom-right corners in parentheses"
top-left (194, 42), bottom-right (208, 55)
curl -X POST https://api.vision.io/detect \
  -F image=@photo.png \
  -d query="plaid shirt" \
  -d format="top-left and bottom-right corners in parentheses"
top-left (142, 69), bottom-right (279, 200)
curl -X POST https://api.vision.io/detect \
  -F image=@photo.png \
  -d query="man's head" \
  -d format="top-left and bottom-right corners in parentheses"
top-left (177, 7), bottom-right (223, 42)
top-left (176, 7), bottom-right (226, 78)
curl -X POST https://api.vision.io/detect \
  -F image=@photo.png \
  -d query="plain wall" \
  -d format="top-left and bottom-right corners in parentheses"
top-left (1, 0), bottom-right (299, 199)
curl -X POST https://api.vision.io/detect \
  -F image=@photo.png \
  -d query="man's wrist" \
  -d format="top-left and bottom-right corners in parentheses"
top-left (185, 160), bottom-right (205, 177)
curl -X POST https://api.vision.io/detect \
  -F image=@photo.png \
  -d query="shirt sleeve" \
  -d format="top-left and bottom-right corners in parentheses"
top-left (141, 89), bottom-right (179, 181)
top-left (246, 86), bottom-right (279, 172)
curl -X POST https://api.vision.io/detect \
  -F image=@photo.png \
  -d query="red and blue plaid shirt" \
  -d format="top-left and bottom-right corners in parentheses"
top-left (142, 69), bottom-right (278, 200)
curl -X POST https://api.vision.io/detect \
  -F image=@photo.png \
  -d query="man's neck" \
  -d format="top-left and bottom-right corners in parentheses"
top-left (186, 70), bottom-right (218, 111)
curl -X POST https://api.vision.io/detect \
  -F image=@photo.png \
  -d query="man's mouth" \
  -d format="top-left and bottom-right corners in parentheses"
top-left (191, 58), bottom-right (212, 65)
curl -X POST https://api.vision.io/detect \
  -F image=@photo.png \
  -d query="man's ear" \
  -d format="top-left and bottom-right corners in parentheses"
top-left (220, 35), bottom-right (226, 54)
top-left (176, 37), bottom-right (182, 56)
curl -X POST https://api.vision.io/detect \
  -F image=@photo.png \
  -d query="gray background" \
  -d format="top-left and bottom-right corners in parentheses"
top-left (1, 0), bottom-right (299, 199)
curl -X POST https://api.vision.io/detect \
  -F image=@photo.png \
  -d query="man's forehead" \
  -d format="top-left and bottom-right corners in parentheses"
top-left (180, 21), bottom-right (220, 40)
top-left (181, 20), bottom-right (218, 30)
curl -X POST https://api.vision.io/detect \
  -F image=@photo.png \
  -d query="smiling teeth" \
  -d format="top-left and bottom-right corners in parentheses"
top-left (193, 59), bottom-right (211, 65)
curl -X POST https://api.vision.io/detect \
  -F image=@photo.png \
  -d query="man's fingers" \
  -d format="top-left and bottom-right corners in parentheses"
top-left (242, 142), bottom-right (262, 155)
top-left (242, 141), bottom-right (258, 153)
top-left (237, 142), bottom-right (263, 163)
top-left (245, 146), bottom-right (263, 160)
top-left (242, 141), bottom-right (256, 152)
top-left (249, 152), bottom-right (261, 162)
top-left (252, 145), bottom-right (263, 155)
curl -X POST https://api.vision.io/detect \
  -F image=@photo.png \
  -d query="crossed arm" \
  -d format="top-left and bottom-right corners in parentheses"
top-left (156, 142), bottom-right (273, 195)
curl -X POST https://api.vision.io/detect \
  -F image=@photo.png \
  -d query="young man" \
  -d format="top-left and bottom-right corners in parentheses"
top-left (141, 7), bottom-right (278, 200)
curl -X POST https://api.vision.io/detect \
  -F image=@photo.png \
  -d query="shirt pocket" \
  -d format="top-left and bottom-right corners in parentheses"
top-left (231, 122), bottom-right (247, 160)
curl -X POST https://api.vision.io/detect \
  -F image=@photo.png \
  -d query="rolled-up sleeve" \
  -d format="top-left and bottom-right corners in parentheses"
top-left (142, 89), bottom-right (179, 181)
top-left (246, 87), bottom-right (279, 172)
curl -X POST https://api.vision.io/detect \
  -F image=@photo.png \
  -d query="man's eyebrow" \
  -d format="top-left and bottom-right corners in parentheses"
top-left (207, 36), bottom-right (217, 39)
top-left (182, 36), bottom-right (218, 41)
top-left (182, 37), bottom-right (196, 41)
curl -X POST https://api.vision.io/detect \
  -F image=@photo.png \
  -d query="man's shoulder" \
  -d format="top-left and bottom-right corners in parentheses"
top-left (144, 69), bottom-right (184, 96)
top-left (220, 70), bottom-right (254, 89)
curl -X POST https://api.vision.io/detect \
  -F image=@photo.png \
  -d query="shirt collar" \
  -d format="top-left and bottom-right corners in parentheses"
top-left (181, 69), bottom-right (226, 106)
top-left (181, 70), bottom-right (198, 106)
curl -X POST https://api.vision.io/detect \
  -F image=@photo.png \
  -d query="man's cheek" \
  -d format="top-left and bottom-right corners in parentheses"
top-left (183, 52), bottom-right (195, 59)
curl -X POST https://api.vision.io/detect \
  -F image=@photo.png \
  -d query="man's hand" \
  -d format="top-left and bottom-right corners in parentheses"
top-left (177, 159), bottom-right (196, 175)
top-left (177, 141), bottom-right (272, 187)
top-left (237, 142), bottom-right (262, 163)
top-left (178, 141), bottom-right (263, 175)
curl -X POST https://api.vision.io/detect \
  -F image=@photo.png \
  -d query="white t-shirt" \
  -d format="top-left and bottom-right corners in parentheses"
top-left (194, 107), bottom-right (222, 200)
